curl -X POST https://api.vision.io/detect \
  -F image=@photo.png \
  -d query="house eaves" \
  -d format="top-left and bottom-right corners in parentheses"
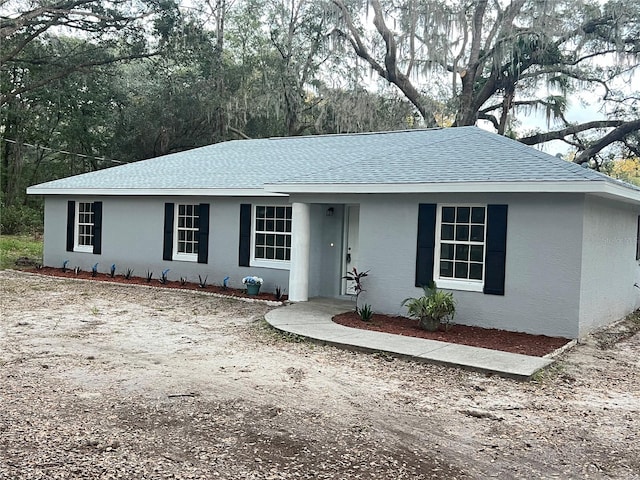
top-left (264, 180), bottom-right (640, 206)
top-left (25, 187), bottom-right (286, 197)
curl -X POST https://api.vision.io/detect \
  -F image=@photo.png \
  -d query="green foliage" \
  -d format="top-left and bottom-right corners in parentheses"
top-left (0, 204), bottom-right (43, 235)
top-left (402, 284), bottom-right (456, 332)
top-left (0, 235), bottom-right (43, 269)
top-left (343, 267), bottom-right (369, 312)
top-left (358, 304), bottom-right (373, 322)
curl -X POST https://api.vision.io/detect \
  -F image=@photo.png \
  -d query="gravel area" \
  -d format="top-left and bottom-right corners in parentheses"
top-left (1, 270), bottom-right (639, 479)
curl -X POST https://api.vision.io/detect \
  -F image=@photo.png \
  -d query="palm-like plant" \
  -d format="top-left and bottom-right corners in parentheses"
top-left (343, 267), bottom-right (369, 313)
top-left (402, 284), bottom-right (456, 332)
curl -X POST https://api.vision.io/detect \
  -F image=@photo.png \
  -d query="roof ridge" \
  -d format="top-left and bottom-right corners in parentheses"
top-left (266, 126), bottom-right (450, 141)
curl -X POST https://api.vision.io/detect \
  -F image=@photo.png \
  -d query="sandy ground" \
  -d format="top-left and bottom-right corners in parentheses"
top-left (1, 270), bottom-right (638, 479)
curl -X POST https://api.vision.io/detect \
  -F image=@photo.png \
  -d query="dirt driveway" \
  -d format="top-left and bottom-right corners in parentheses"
top-left (1, 270), bottom-right (638, 479)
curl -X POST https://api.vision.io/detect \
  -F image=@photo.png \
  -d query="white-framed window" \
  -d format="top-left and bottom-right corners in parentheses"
top-left (173, 203), bottom-right (200, 261)
top-left (251, 205), bottom-right (292, 269)
top-left (74, 201), bottom-right (94, 252)
top-left (434, 205), bottom-right (486, 292)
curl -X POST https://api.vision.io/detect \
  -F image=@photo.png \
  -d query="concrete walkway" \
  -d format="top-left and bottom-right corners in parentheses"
top-left (265, 298), bottom-right (554, 380)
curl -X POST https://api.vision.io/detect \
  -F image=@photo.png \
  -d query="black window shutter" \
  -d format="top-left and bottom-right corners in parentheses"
top-left (197, 203), bottom-right (210, 264)
top-left (239, 204), bottom-right (251, 267)
top-left (66, 200), bottom-right (75, 252)
top-left (484, 204), bottom-right (508, 296)
top-left (415, 203), bottom-right (437, 287)
top-left (636, 216), bottom-right (640, 261)
top-left (163, 203), bottom-right (174, 261)
top-left (92, 201), bottom-right (102, 254)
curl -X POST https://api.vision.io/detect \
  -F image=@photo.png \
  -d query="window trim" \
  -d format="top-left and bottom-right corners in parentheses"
top-left (74, 201), bottom-right (95, 253)
top-left (433, 203), bottom-right (487, 292)
top-left (172, 203), bottom-right (200, 262)
top-left (250, 204), bottom-right (291, 270)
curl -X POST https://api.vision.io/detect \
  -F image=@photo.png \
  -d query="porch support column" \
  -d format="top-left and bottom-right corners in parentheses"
top-left (288, 202), bottom-right (310, 302)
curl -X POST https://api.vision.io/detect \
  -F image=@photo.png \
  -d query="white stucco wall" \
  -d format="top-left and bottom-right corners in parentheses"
top-left (43, 196), bottom-right (291, 293)
top-left (294, 192), bottom-right (586, 338)
top-left (578, 196), bottom-right (640, 335)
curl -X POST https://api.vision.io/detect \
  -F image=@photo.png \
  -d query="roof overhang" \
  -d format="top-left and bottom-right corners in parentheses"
top-left (264, 180), bottom-right (640, 205)
top-left (26, 187), bottom-right (287, 197)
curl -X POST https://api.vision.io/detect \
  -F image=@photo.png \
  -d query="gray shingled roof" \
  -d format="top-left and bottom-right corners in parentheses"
top-left (28, 126), bottom-right (638, 193)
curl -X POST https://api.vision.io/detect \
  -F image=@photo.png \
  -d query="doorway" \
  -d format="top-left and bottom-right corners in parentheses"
top-left (342, 205), bottom-right (360, 295)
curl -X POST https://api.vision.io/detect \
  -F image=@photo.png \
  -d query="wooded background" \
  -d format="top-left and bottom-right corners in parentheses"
top-left (1, 0), bottom-right (639, 233)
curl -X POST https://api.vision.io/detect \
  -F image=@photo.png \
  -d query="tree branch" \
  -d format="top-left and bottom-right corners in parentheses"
top-left (574, 119), bottom-right (640, 164)
top-left (518, 121), bottom-right (625, 145)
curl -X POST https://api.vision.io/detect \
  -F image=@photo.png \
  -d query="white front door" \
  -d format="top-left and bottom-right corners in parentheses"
top-left (343, 205), bottom-right (360, 295)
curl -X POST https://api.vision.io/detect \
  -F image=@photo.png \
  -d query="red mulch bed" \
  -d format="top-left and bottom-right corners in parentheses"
top-left (33, 267), bottom-right (286, 303)
top-left (333, 311), bottom-right (570, 357)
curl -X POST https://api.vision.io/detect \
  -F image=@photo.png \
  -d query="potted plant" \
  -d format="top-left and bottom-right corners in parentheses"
top-left (401, 283), bottom-right (456, 332)
top-left (242, 276), bottom-right (263, 295)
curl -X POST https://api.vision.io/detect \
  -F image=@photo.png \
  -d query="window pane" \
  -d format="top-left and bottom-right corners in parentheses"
top-left (266, 220), bottom-right (274, 231)
top-left (276, 235), bottom-right (285, 247)
top-left (471, 207), bottom-right (485, 223)
top-left (179, 205), bottom-right (185, 215)
top-left (470, 245), bottom-right (484, 262)
top-left (470, 225), bottom-right (484, 242)
top-left (455, 244), bottom-right (469, 261)
top-left (454, 262), bottom-right (469, 279)
top-left (285, 207), bottom-right (292, 219)
top-left (441, 224), bottom-right (454, 241)
top-left (266, 247), bottom-right (275, 259)
top-left (256, 219), bottom-right (265, 231)
top-left (276, 220), bottom-right (285, 232)
top-left (266, 206), bottom-right (275, 217)
top-left (285, 236), bottom-right (291, 247)
top-left (440, 260), bottom-right (453, 277)
top-left (469, 263), bottom-right (483, 280)
top-left (185, 217), bottom-right (192, 228)
top-left (255, 246), bottom-right (264, 258)
top-left (276, 207), bottom-right (285, 218)
top-left (456, 207), bottom-right (470, 223)
top-left (266, 234), bottom-right (275, 246)
top-left (256, 233), bottom-right (265, 245)
top-left (256, 206), bottom-right (266, 218)
top-left (442, 207), bottom-right (455, 223)
top-left (285, 249), bottom-right (291, 260)
top-left (440, 243), bottom-right (454, 260)
top-left (178, 230), bottom-right (186, 241)
top-left (275, 248), bottom-right (285, 260)
top-left (285, 220), bottom-right (292, 232)
top-left (455, 225), bottom-right (469, 241)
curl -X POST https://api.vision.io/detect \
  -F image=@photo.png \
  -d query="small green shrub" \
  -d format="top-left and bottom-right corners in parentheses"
top-left (274, 285), bottom-right (285, 300)
top-left (343, 267), bottom-right (369, 312)
top-left (358, 303), bottom-right (373, 321)
top-left (159, 268), bottom-right (170, 284)
top-left (402, 283), bottom-right (456, 331)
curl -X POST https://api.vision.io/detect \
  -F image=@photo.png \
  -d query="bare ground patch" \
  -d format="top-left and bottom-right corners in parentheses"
top-left (1, 270), bottom-right (639, 479)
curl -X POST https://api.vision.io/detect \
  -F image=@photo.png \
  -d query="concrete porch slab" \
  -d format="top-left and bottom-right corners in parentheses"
top-left (265, 298), bottom-right (554, 380)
